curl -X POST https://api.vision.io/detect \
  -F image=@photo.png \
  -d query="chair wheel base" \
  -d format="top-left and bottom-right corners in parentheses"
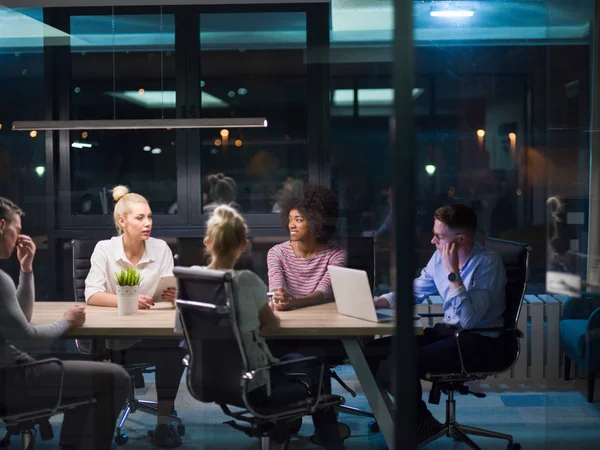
top-left (369, 420), bottom-right (380, 433)
top-left (507, 444), bottom-right (521, 450)
top-left (115, 433), bottom-right (129, 446)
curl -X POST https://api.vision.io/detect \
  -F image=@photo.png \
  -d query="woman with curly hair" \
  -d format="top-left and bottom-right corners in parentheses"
top-left (267, 183), bottom-right (347, 311)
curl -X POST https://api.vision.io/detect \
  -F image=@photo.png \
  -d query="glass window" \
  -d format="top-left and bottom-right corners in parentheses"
top-left (69, 129), bottom-right (178, 215)
top-left (198, 12), bottom-right (308, 214)
top-left (0, 7), bottom-right (48, 296)
top-left (68, 12), bottom-right (179, 216)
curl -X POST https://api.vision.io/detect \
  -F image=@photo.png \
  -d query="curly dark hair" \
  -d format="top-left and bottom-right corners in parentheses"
top-left (276, 183), bottom-right (339, 244)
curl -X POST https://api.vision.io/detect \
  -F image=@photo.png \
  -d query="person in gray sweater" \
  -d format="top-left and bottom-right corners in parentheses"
top-left (0, 196), bottom-right (130, 450)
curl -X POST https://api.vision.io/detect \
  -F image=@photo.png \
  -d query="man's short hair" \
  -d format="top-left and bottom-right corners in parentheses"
top-left (434, 203), bottom-right (477, 236)
top-left (0, 197), bottom-right (24, 222)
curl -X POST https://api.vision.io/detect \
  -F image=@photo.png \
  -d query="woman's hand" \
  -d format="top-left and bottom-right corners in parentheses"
top-left (162, 287), bottom-right (177, 305)
top-left (138, 295), bottom-right (154, 309)
top-left (272, 288), bottom-right (296, 311)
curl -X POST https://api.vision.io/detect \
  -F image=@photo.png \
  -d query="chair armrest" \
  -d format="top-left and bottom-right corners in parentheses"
top-left (587, 308), bottom-right (600, 365)
top-left (457, 327), bottom-right (523, 338)
top-left (588, 308), bottom-right (600, 331)
top-left (418, 313), bottom-right (444, 318)
top-left (241, 356), bottom-right (325, 420)
top-left (562, 293), bottom-right (600, 320)
top-left (3, 358), bottom-right (65, 413)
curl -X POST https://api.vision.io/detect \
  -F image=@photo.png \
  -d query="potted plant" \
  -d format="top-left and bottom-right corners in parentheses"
top-left (115, 267), bottom-right (141, 316)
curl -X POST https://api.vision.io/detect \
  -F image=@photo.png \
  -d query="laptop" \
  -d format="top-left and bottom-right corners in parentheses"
top-left (328, 266), bottom-right (395, 323)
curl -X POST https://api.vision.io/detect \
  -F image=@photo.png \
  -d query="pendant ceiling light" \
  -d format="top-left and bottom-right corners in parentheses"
top-left (12, 6), bottom-right (266, 132)
top-left (12, 118), bottom-right (268, 131)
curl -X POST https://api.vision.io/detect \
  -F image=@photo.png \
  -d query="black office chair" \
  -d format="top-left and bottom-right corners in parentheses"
top-left (71, 239), bottom-right (182, 446)
top-left (417, 237), bottom-right (530, 450)
top-left (0, 358), bottom-right (95, 450)
top-left (174, 266), bottom-right (345, 449)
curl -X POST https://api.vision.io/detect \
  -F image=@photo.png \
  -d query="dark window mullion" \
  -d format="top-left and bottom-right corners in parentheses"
top-left (307, 3), bottom-right (331, 188)
top-left (178, 11), bottom-right (202, 225)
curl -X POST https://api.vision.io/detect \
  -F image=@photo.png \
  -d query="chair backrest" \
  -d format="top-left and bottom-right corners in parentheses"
top-left (338, 236), bottom-right (375, 289)
top-left (174, 266), bottom-right (247, 408)
top-left (71, 239), bottom-right (98, 304)
top-left (71, 239), bottom-right (98, 354)
top-left (484, 237), bottom-right (531, 330)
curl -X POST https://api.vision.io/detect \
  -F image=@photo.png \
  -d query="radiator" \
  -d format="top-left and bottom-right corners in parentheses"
top-left (417, 294), bottom-right (569, 379)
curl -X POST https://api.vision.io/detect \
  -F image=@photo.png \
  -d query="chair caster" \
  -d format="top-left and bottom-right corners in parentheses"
top-left (369, 420), bottom-right (380, 433)
top-left (339, 422), bottom-right (351, 439)
top-left (177, 424), bottom-right (186, 437)
top-left (23, 436), bottom-right (35, 450)
top-left (507, 444), bottom-right (521, 450)
top-left (115, 433), bottom-right (129, 446)
top-left (288, 418), bottom-right (302, 435)
top-left (310, 422), bottom-right (351, 446)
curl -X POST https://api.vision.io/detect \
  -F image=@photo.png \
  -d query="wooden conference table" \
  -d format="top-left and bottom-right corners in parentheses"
top-left (31, 302), bottom-right (423, 449)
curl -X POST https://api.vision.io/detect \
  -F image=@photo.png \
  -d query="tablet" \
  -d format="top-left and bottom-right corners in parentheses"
top-left (153, 275), bottom-right (177, 303)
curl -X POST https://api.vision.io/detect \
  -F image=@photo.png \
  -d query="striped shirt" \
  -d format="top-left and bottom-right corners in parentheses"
top-left (267, 241), bottom-right (348, 301)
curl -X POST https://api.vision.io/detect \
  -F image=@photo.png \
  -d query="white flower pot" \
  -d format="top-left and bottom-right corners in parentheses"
top-left (116, 285), bottom-right (139, 316)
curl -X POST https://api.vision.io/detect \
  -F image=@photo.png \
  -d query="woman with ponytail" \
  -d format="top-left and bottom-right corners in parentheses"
top-left (203, 205), bottom-right (345, 450)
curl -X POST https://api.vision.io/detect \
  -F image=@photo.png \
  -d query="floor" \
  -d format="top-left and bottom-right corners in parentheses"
top-left (10, 367), bottom-right (600, 449)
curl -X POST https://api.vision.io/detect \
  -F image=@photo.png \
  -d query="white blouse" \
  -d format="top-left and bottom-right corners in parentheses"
top-left (84, 235), bottom-right (175, 350)
top-left (85, 235), bottom-right (174, 302)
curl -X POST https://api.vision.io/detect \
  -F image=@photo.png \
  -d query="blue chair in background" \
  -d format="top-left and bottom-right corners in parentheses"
top-left (560, 292), bottom-right (600, 402)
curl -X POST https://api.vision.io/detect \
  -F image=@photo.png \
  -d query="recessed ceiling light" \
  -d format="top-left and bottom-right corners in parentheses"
top-left (151, 148), bottom-right (162, 154)
top-left (143, 145), bottom-right (151, 151)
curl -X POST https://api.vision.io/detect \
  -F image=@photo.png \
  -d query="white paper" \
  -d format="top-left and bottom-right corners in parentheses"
top-left (546, 271), bottom-right (582, 298)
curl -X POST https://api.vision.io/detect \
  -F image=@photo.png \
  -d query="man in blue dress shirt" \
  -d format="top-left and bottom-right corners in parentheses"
top-left (369, 203), bottom-right (506, 443)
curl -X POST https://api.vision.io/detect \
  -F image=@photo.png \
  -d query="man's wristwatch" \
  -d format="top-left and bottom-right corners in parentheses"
top-left (448, 272), bottom-right (459, 282)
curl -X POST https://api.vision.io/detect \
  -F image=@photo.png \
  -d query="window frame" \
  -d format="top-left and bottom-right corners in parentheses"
top-left (45, 3), bottom-right (330, 231)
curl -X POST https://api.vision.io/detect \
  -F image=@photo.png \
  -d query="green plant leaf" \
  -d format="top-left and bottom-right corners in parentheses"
top-left (115, 267), bottom-right (141, 286)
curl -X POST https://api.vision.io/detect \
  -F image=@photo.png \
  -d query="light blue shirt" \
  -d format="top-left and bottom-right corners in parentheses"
top-left (383, 242), bottom-right (506, 330)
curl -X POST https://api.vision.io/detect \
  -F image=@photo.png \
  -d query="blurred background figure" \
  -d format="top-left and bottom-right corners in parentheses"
top-left (272, 177), bottom-right (304, 213)
top-left (203, 173), bottom-right (240, 214)
top-left (547, 195), bottom-right (587, 276)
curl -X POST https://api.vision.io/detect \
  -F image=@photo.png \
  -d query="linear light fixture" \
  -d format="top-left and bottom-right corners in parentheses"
top-left (12, 118), bottom-right (268, 131)
top-left (430, 10), bottom-right (475, 18)
top-left (71, 141), bottom-right (92, 148)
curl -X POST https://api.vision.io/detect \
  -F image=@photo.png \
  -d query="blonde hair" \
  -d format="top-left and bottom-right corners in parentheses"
top-left (204, 205), bottom-right (247, 264)
top-left (112, 185), bottom-right (149, 234)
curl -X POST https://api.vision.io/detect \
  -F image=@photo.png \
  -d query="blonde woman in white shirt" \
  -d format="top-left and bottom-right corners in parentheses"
top-left (85, 186), bottom-right (185, 448)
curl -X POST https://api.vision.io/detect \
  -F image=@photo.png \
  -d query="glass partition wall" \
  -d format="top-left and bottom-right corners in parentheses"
top-left (1, 1), bottom-right (599, 448)
top-left (394, 0), bottom-right (595, 448)
top-left (0, 3), bottom-right (329, 298)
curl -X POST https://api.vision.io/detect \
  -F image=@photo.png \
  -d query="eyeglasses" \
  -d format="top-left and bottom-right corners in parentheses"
top-left (432, 232), bottom-right (463, 242)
